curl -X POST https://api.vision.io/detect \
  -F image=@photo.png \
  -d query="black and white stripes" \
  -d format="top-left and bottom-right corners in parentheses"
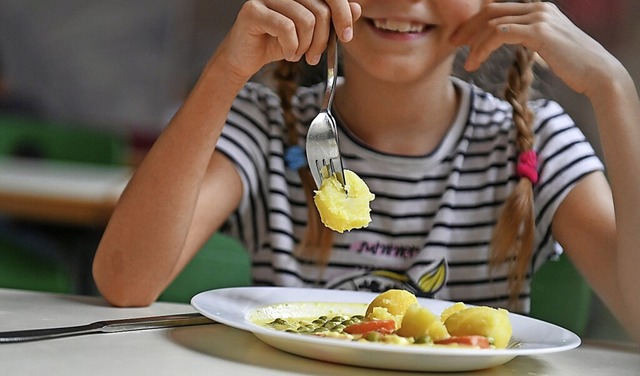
top-left (214, 77), bottom-right (603, 313)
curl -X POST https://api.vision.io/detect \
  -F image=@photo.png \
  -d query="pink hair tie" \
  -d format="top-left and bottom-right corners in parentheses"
top-left (517, 150), bottom-right (539, 185)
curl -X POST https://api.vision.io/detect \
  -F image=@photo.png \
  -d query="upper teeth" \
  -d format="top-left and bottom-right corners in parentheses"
top-left (373, 19), bottom-right (425, 33)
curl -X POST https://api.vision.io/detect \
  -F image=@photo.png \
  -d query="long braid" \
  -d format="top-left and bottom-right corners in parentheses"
top-left (490, 7), bottom-right (538, 308)
top-left (275, 61), bottom-right (301, 147)
top-left (274, 61), bottom-right (335, 274)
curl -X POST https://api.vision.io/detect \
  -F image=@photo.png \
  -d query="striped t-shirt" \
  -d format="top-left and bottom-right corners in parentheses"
top-left (216, 77), bottom-right (603, 313)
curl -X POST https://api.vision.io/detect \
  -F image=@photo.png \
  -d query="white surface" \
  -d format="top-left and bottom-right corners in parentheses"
top-left (191, 287), bottom-right (581, 372)
top-left (1, 288), bottom-right (639, 376)
top-left (0, 157), bottom-right (131, 201)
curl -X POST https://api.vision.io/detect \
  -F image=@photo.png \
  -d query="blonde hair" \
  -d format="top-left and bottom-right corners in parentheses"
top-left (274, 0), bottom-right (540, 301)
top-left (275, 61), bottom-right (335, 270)
top-left (490, 46), bottom-right (537, 307)
top-left (489, 0), bottom-right (540, 308)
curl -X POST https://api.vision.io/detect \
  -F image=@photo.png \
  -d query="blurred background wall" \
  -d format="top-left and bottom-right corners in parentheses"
top-left (0, 0), bottom-right (244, 135)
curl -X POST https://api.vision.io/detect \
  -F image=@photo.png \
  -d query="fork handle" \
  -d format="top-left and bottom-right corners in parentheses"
top-left (321, 27), bottom-right (338, 111)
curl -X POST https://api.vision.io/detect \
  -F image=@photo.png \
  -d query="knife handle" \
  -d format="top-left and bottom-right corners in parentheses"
top-left (0, 322), bottom-right (104, 343)
top-left (0, 313), bottom-right (213, 343)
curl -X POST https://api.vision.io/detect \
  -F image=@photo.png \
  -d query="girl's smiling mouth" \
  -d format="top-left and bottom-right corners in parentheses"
top-left (369, 18), bottom-right (434, 34)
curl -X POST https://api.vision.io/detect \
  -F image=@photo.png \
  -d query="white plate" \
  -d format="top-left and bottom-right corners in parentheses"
top-left (191, 287), bottom-right (580, 372)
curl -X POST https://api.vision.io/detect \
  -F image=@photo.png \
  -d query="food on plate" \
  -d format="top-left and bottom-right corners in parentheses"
top-left (313, 169), bottom-right (375, 233)
top-left (443, 306), bottom-right (513, 349)
top-left (365, 289), bottom-right (418, 317)
top-left (440, 302), bottom-right (467, 322)
top-left (396, 303), bottom-right (449, 341)
top-left (256, 290), bottom-right (513, 349)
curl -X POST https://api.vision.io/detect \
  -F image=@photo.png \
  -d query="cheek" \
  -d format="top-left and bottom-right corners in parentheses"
top-left (439, 0), bottom-right (485, 24)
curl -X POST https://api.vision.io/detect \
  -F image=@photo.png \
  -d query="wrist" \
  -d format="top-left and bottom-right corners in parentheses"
top-left (584, 60), bottom-right (635, 106)
top-left (199, 51), bottom-right (252, 93)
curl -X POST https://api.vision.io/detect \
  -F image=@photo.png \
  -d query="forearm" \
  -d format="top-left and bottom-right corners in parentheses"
top-left (92, 0), bottom-right (362, 307)
top-left (588, 64), bottom-right (640, 342)
top-left (93, 54), bottom-right (248, 307)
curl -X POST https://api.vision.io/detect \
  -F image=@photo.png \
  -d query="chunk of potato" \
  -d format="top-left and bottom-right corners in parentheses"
top-left (440, 302), bottom-right (466, 323)
top-left (396, 303), bottom-right (449, 341)
top-left (367, 306), bottom-right (396, 321)
top-left (313, 169), bottom-right (375, 233)
top-left (365, 289), bottom-right (418, 317)
top-left (444, 306), bottom-right (512, 349)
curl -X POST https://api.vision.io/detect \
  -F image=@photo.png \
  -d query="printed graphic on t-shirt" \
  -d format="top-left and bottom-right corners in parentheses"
top-left (326, 241), bottom-right (448, 298)
top-left (350, 240), bottom-right (422, 259)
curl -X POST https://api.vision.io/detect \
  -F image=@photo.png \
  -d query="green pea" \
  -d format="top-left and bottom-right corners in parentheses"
top-left (323, 321), bottom-right (337, 329)
top-left (364, 332), bottom-right (382, 342)
top-left (413, 336), bottom-right (431, 344)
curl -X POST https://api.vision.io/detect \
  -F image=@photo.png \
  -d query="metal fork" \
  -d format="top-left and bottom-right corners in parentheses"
top-left (305, 28), bottom-right (346, 190)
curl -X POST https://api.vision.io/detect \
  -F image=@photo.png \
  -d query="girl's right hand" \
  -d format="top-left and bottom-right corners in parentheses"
top-left (215, 0), bottom-right (361, 83)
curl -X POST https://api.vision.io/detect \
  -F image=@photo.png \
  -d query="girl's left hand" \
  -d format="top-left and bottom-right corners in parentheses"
top-left (450, 2), bottom-right (624, 99)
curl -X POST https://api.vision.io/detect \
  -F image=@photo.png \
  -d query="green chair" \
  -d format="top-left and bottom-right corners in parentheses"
top-left (0, 238), bottom-right (72, 293)
top-left (0, 114), bottom-right (128, 294)
top-left (530, 253), bottom-right (592, 336)
top-left (0, 115), bottom-right (126, 165)
top-left (159, 233), bottom-right (252, 304)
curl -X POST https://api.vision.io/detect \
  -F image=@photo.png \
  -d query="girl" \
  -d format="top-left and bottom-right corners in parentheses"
top-left (92, 0), bottom-right (640, 342)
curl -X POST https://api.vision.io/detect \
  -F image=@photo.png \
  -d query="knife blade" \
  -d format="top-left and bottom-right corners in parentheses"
top-left (0, 312), bottom-right (215, 344)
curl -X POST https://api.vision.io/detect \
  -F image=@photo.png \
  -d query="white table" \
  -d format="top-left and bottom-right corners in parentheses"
top-left (1, 288), bottom-right (639, 376)
top-left (0, 157), bottom-right (131, 226)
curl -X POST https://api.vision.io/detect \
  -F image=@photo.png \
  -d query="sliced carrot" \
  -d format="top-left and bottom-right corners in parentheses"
top-left (343, 319), bottom-right (396, 335)
top-left (435, 335), bottom-right (491, 348)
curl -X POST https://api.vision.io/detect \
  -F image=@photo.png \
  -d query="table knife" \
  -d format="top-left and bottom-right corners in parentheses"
top-left (0, 312), bottom-right (214, 343)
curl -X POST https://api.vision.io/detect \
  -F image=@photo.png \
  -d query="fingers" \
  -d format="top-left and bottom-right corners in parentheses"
top-left (253, 0), bottom-right (319, 63)
top-left (293, 0), bottom-right (361, 64)
top-left (221, 0), bottom-right (359, 81)
top-left (463, 16), bottom-right (539, 71)
top-left (256, 0), bottom-right (359, 65)
top-left (451, 2), bottom-right (535, 43)
top-left (325, 0), bottom-right (362, 42)
top-left (294, 0), bottom-right (334, 65)
top-left (451, 2), bottom-right (553, 71)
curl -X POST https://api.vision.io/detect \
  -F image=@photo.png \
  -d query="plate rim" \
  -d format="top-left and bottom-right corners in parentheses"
top-left (191, 286), bottom-right (581, 366)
